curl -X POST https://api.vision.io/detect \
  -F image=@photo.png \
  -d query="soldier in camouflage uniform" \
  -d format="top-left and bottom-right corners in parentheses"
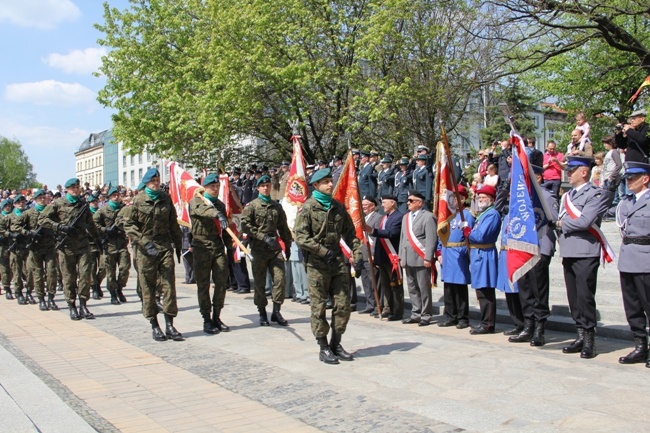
top-left (87, 195), bottom-right (106, 300)
top-left (0, 199), bottom-right (14, 299)
top-left (9, 195), bottom-right (35, 305)
top-left (39, 178), bottom-right (101, 320)
top-left (94, 186), bottom-right (131, 305)
top-left (189, 173), bottom-right (232, 334)
top-left (241, 174), bottom-right (292, 326)
top-left (23, 189), bottom-right (59, 311)
top-left (294, 169), bottom-right (363, 364)
top-left (123, 168), bottom-right (184, 342)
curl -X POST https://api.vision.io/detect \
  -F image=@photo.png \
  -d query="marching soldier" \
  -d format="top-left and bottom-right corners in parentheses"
top-left (241, 174), bottom-right (292, 326)
top-left (189, 173), bottom-right (232, 334)
top-left (39, 178), bottom-right (102, 320)
top-left (294, 168), bottom-right (363, 364)
top-left (615, 161), bottom-right (650, 367)
top-left (9, 195), bottom-right (34, 305)
top-left (123, 168), bottom-right (184, 341)
top-left (87, 194), bottom-right (105, 300)
top-left (0, 199), bottom-right (14, 299)
top-left (24, 189), bottom-right (59, 311)
top-left (556, 156), bottom-right (613, 359)
top-left (94, 186), bottom-right (131, 305)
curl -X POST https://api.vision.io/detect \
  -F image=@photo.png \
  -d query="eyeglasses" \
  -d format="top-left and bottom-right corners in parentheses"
top-left (407, 198), bottom-right (422, 203)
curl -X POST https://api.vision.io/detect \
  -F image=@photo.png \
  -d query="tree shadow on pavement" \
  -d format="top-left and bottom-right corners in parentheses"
top-left (353, 341), bottom-right (421, 358)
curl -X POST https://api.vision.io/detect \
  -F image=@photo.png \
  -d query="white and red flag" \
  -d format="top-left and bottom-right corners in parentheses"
top-left (167, 161), bottom-right (203, 227)
top-left (282, 133), bottom-right (309, 230)
top-left (434, 141), bottom-right (457, 246)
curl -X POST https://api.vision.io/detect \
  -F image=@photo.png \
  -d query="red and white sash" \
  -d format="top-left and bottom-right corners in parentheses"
top-left (379, 215), bottom-right (401, 276)
top-left (405, 212), bottom-right (426, 260)
top-left (563, 193), bottom-right (616, 264)
top-left (340, 239), bottom-right (352, 260)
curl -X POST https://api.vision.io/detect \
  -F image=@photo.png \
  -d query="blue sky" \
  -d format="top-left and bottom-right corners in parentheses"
top-left (0, 0), bottom-right (130, 187)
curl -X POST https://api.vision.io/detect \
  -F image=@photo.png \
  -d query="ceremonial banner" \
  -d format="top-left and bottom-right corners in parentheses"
top-left (628, 74), bottom-right (650, 104)
top-left (167, 161), bottom-right (203, 227)
top-left (434, 141), bottom-right (457, 246)
top-left (218, 173), bottom-right (244, 235)
top-left (333, 150), bottom-right (364, 240)
top-left (282, 133), bottom-right (309, 229)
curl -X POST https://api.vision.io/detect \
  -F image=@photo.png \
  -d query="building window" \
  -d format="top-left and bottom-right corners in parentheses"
top-left (130, 170), bottom-right (135, 185)
top-left (147, 152), bottom-right (151, 162)
top-left (123, 172), bottom-right (127, 185)
top-left (138, 168), bottom-right (143, 180)
top-left (130, 155), bottom-right (134, 165)
top-left (123, 155), bottom-right (127, 166)
top-left (139, 154), bottom-right (143, 164)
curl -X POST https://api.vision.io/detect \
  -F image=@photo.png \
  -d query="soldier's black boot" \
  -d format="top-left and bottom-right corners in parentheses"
top-left (78, 298), bottom-right (95, 320)
top-left (164, 314), bottom-right (184, 341)
top-left (91, 284), bottom-right (100, 300)
top-left (330, 331), bottom-right (353, 361)
top-left (202, 312), bottom-right (220, 335)
top-left (619, 337), bottom-right (648, 364)
top-left (47, 293), bottom-right (59, 311)
top-left (509, 319), bottom-right (535, 343)
top-left (69, 302), bottom-right (81, 321)
top-left (530, 321), bottom-right (546, 347)
top-left (562, 328), bottom-right (585, 354)
top-left (26, 292), bottom-right (37, 304)
top-left (271, 303), bottom-right (288, 326)
top-left (580, 329), bottom-right (596, 359)
top-left (109, 288), bottom-right (121, 305)
top-left (96, 285), bottom-right (104, 300)
top-left (258, 307), bottom-right (270, 326)
top-left (212, 307), bottom-right (230, 332)
top-left (317, 337), bottom-right (339, 365)
top-left (150, 316), bottom-right (167, 341)
top-left (117, 286), bottom-right (127, 303)
top-left (4, 287), bottom-right (13, 300)
top-left (16, 290), bottom-right (26, 305)
top-left (38, 296), bottom-right (49, 311)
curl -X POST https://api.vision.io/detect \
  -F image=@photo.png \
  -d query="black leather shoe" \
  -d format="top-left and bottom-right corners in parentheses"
top-left (530, 321), bottom-right (546, 347)
top-left (359, 307), bottom-right (374, 314)
top-left (116, 287), bottom-right (127, 303)
top-left (4, 288), bottom-right (14, 300)
top-left (331, 344), bottom-right (353, 361)
top-left (271, 304), bottom-right (289, 326)
top-left (38, 298), bottom-right (49, 311)
top-left (300, 299), bottom-right (310, 305)
top-left (509, 319), bottom-right (535, 343)
top-left (381, 311), bottom-right (391, 318)
top-left (109, 290), bottom-right (121, 305)
top-left (456, 322), bottom-right (469, 329)
top-left (69, 304), bottom-right (81, 321)
top-left (619, 338), bottom-right (648, 364)
top-left (438, 320), bottom-right (458, 327)
top-left (418, 319), bottom-right (430, 327)
top-left (259, 308), bottom-right (270, 326)
top-left (17, 292), bottom-right (26, 305)
top-left (317, 337), bottom-right (339, 364)
top-left (47, 294), bottom-right (59, 311)
top-left (164, 314), bottom-right (183, 341)
top-left (203, 321), bottom-right (220, 335)
top-left (469, 326), bottom-right (494, 335)
top-left (91, 285), bottom-right (100, 300)
top-left (152, 327), bottom-right (167, 341)
top-left (563, 329), bottom-right (585, 354)
top-left (387, 315), bottom-right (402, 322)
top-left (212, 309), bottom-right (230, 332)
top-left (236, 288), bottom-right (251, 294)
top-left (291, 297), bottom-right (299, 302)
top-left (402, 318), bottom-right (419, 324)
top-left (78, 299), bottom-right (95, 319)
top-left (503, 326), bottom-right (524, 336)
top-left (26, 293), bottom-right (37, 304)
top-left (580, 330), bottom-right (596, 359)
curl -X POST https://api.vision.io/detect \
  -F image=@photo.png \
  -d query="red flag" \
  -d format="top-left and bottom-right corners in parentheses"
top-left (217, 174), bottom-right (244, 235)
top-left (434, 142), bottom-right (457, 246)
top-left (282, 133), bottom-right (309, 229)
top-left (167, 161), bottom-right (203, 227)
top-left (628, 74), bottom-right (650, 104)
top-left (333, 150), bottom-right (364, 240)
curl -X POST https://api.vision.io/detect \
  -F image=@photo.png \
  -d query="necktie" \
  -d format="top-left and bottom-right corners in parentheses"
top-left (570, 189), bottom-right (577, 199)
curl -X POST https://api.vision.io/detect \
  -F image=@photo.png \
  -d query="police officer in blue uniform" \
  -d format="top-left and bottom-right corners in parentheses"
top-left (358, 151), bottom-right (378, 199)
top-left (616, 161), bottom-right (650, 367)
top-left (412, 154), bottom-right (433, 210)
top-left (376, 156), bottom-right (396, 199)
top-left (394, 157), bottom-right (412, 213)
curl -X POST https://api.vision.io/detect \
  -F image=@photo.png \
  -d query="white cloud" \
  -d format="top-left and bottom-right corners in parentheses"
top-left (4, 80), bottom-right (96, 107)
top-left (0, 0), bottom-right (80, 29)
top-left (42, 47), bottom-right (108, 75)
top-left (0, 118), bottom-right (88, 149)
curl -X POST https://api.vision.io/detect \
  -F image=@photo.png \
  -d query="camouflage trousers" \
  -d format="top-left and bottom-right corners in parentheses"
top-left (135, 247), bottom-right (177, 320)
top-left (0, 246), bottom-right (12, 289)
top-left (105, 248), bottom-right (131, 293)
top-left (11, 249), bottom-right (30, 294)
top-left (28, 248), bottom-right (58, 298)
top-left (193, 245), bottom-right (228, 316)
top-left (251, 250), bottom-right (285, 308)
top-left (89, 249), bottom-right (106, 286)
top-left (306, 263), bottom-right (351, 338)
top-left (58, 246), bottom-right (93, 303)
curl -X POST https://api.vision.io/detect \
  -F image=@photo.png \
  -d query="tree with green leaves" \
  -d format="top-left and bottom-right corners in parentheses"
top-left (0, 136), bottom-right (38, 190)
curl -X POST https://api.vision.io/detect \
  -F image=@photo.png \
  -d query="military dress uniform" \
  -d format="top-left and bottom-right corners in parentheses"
top-left (0, 201), bottom-right (14, 299)
top-left (9, 197), bottom-right (34, 305)
top-left (294, 169), bottom-right (363, 364)
top-left (189, 174), bottom-right (233, 334)
top-left (123, 168), bottom-right (184, 341)
top-left (615, 162), bottom-right (650, 367)
top-left (39, 180), bottom-right (102, 320)
top-left (412, 155), bottom-right (433, 209)
top-left (394, 159), bottom-right (412, 213)
top-left (241, 175), bottom-right (292, 326)
top-left (376, 159), bottom-right (396, 199)
top-left (94, 189), bottom-right (131, 305)
top-left (358, 158), bottom-right (378, 199)
top-left (23, 190), bottom-right (59, 310)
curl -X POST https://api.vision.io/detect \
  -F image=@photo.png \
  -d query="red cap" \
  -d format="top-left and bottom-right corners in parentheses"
top-left (456, 185), bottom-right (468, 197)
top-left (476, 185), bottom-right (497, 198)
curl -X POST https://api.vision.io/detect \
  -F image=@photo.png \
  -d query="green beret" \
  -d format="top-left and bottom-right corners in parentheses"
top-left (107, 186), bottom-right (120, 197)
top-left (33, 189), bottom-right (45, 199)
top-left (0, 199), bottom-right (12, 209)
top-left (137, 167), bottom-right (160, 190)
top-left (14, 194), bottom-right (26, 202)
top-left (87, 194), bottom-right (98, 203)
top-left (256, 175), bottom-right (272, 187)
top-left (202, 173), bottom-right (220, 186)
top-left (64, 178), bottom-right (80, 188)
top-left (310, 168), bottom-right (332, 184)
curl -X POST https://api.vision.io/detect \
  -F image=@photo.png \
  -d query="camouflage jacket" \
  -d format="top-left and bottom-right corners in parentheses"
top-left (39, 197), bottom-right (100, 251)
top-left (94, 204), bottom-right (129, 253)
top-left (122, 191), bottom-right (182, 253)
top-left (9, 210), bottom-right (30, 250)
top-left (21, 207), bottom-right (56, 250)
top-left (293, 197), bottom-right (362, 267)
top-left (0, 214), bottom-right (9, 247)
top-left (188, 196), bottom-right (232, 250)
top-left (241, 197), bottom-right (292, 254)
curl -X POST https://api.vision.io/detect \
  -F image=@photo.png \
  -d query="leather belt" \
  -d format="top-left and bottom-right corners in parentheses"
top-left (445, 242), bottom-right (468, 248)
top-left (469, 243), bottom-right (496, 249)
top-left (623, 236), bottom-right (650, 245)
